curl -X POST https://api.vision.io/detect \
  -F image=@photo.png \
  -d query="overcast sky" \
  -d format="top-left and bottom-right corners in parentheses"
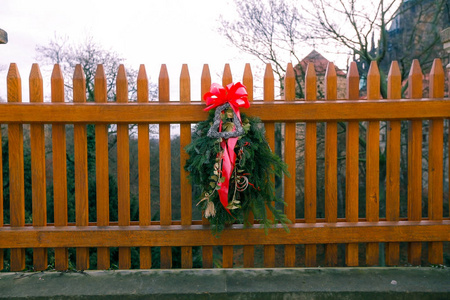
top-left (0, 0), bottom-right (344, 101)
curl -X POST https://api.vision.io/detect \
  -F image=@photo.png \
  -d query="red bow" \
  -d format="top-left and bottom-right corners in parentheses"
top-left (204, 82), bottom-right (249, 113)
top-left (203, 83), bottom-right (249, 213)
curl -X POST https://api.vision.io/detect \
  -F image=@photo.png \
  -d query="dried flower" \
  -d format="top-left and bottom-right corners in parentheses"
top-left (205, 201), bottom-right (216, 218)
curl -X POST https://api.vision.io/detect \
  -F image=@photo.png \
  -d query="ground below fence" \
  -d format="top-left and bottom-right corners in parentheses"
top-left (0, 267), bottom-right (449, 299)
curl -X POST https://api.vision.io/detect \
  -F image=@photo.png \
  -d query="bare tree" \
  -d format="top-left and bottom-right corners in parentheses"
top-left (36, 34), bottom-right (158, 102)
top-left (219, 0), bottom-right (311, 97)
top-left (219, 0), bottom-right (449, 98)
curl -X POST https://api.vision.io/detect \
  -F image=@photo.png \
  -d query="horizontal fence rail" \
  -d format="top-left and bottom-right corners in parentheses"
top-left (0, 100), bottom-right (449, 123)
top-left (0, 59), bottom-right (449, 271)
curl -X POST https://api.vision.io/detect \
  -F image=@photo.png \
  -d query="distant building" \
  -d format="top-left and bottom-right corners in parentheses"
top-left (294, 50), bottom-right (347, 99)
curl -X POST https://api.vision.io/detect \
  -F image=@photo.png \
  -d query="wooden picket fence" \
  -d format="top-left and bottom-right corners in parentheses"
top-left (0, 58), bottom-right (449, 271)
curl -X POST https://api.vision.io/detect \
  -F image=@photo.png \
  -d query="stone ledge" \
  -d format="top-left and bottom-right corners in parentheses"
top-left (0, 267), bottom-right (448, 299)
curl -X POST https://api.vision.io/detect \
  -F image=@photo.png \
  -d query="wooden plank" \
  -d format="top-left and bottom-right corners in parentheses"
top-left (117, 65), bottom-right (131, 269)
top-left (385, 61), bottom-right (401, 266)
top-left (180, 64), bottom-right (193, 269)
top-left (263, 63), bottom-right (276, 268)
top-left (427, 58), bottom-right (444, 265)
top-left (284, 63), bottom-right (296, 267)
top-left (7, 63), bottom-right (25, 271)
top-left (200, 64), bottom-right (213, 269)
top-left (51, 64), bottom-right (69, 271)
top-left (137, 65), bottom-right (151, 269)
top-left (304, 62), bottom-right (317, 267)
top-left (365, 61), bottom-right (381, 266)
top-left (94, 64), bottom-right (110, 270)
top-left (73, 64), bottom-right (89, 270)
top-left (222, 63), bottom-right (234, 268)
top-left (159, 64), bottom-right (172, 269)
top-left (0, 99), bottom-right (449, 123)
top-left (407, 59), bottom-right (423, 266)
top-left (345, 62), bottom-right (359, 266)
top-left (242, 63), bottom-right (255, 268)
top-left (29, 64), bottom-right (48, 271)
top-left (324, 62), bottom-right (338, 266)
top-left (1, 221), bottom-right (449, 248)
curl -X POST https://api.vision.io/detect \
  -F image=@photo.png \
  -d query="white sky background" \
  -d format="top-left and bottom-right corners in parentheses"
top-left (0, 0), bottom-right (349, 102)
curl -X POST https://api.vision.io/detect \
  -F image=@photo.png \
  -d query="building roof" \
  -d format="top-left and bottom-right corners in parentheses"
top-left (294, 50), bottom-right (346, 77)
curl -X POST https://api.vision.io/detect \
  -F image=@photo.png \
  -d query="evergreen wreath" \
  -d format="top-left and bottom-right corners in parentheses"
top-left (184, 82), bottom-right (290, 234)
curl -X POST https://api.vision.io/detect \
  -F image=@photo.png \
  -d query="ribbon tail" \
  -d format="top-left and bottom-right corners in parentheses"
top-left (218, 143), bottom-right (232, 215)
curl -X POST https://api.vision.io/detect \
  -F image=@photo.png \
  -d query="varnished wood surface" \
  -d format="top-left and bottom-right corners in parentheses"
top-left (0, 99), bottom-right (447, 123)
top-left (0, 221), bottom-right (448, 248)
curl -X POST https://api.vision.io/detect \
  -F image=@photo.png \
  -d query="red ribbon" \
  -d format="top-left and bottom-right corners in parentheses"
top-left (204, 83), bottom-right (249, 212)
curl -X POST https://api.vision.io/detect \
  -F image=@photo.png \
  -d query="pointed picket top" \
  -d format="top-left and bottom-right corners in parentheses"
top-left (159, 64), bottom-right (170, 102)
top-left (222, 63), bottom-right (232, 86)
top-left (429, 58), bottom-right (444, 99)
top-left (243, 63), bottom-right (253, 102)
top-left (408, 59), bottom-right (423, 99)
top-left (29, 63), bottom-right (43, 103)
top-left (387, 61), bottom-right (401, 100)
top-left (346, 61), bottom-right (359, 100)
top-left (7, 63), bottom-right (22, 103)
top-left (201, 64), bottom-right (211, 101)
top-left (137, 64), bottom-right (149, 103)
top-left (94, 64), bottom-right (107, 103)
top-left (73, 64), bottom-right (86, 103)
top-left (305, 62), bottom-right (317, 101)
top-left (264, 63), bottom-right (274, 101)
top-left (180, 64), bottom-right (190, 103)
top-left (367, 61), bottom-right (380, 100)
top-left (325, 62), bottom-right (337, 101)
top-left (51, 64), bottom-right (64, 103)
top-left (285, 63), bottom-right (295, 101)
top-left (116, 64), bottom-right (128, 103)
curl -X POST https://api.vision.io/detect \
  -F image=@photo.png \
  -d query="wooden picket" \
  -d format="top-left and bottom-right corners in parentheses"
top-left (94, 64), bottom-right (110, 270)
top-left (407, 59), bottom-right (423, 266)
top-left (73, 65), bottom-right (89, 270)
top-left (263, 63), bottom-right (276, 268)
top-left (385, 61), bottom-right (401, 266)
top-left (366, 61), bottom-right (381, 266)
top-left (324, 62), bottom-right (338, 266)
top-left (345, 62), bottom-right (360, 267)
top-left (0, 59), bottom-right (449, 271)
top-left (304, 62), bottom-right (317, 267)
top-left (137, 64), bottom-right (152, 269)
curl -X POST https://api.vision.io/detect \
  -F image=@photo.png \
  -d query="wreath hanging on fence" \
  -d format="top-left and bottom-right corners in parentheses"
top-left (184, 82), bottom-right (290, 234)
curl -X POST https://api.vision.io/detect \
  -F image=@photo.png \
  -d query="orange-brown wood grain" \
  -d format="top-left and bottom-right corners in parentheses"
top-left (29, 64), bottom-right (48, 271)
top-left (7, 63), bottom-right (25, 271)
top-left (345, 62), bottom-right (359, 266)
top-left (51, 64), bottom-right (69, 271)
top-left (284, 63), bottom-right (296, 267)
top-left (385, 61), bottom-right (401, 266)
top-left (94, 64), bottom-right (110, 270)
top-left (1, 221), bottom-right (448, 249)
top-left (73, 64), bottom-right (89, 270)
top-left (180, 64), bottom-right (193, 269)
top-left (263, 63), bottom-right (276, 267)
top-left (365, 61), bottom-right (381, 266)
top-left (200, 64), bottom-right (214, 269)
top-left (304, 62), bottom-right (317, 267)
top-left (159, 64), bottom-right (172, 269)
top-left (137, 65), bottom-right (152, 269)
top-left (117, 65), bottom-right (131, 269)
top-left (428, 59), bottom-right (444, 265)
top-left (324, 62), bottom-right (338, 266)
top-left (407, 59), bottom-right (423, 265)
